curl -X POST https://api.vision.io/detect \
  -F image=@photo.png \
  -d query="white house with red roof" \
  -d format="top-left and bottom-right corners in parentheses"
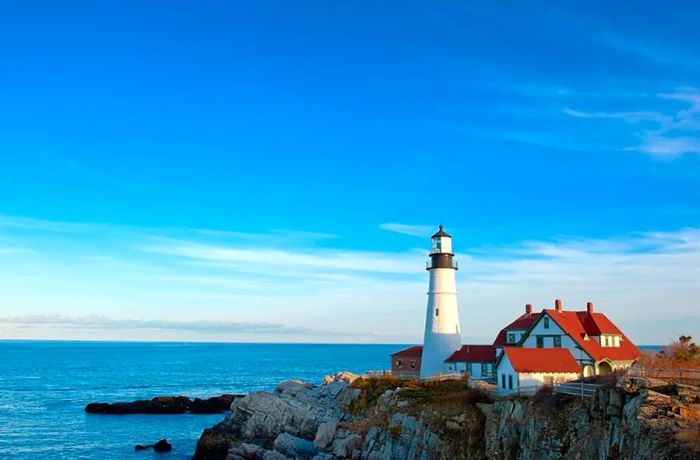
top-left (494, 299), bottom-right (642, 394)
top-left (496, 347), bottom-right (581, 394)
top-left (517, 299), bottom-right (642, 377)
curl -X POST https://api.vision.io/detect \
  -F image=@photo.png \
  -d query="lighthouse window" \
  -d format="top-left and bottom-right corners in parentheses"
top-left (435, 308), bottom-right (439, 317)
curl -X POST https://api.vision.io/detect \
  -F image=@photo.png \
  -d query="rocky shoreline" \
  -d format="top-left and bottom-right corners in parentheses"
top-left (85, 394), bottom-right (243, 414)
top-left (192, 372), bottom-right (699, 460)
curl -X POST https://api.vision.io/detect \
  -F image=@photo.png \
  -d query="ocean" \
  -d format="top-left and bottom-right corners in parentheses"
top-left (0, 341), bottom-right (400, 459)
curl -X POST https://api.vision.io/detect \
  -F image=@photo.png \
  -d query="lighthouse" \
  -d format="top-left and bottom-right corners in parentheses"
top-left (420, 225), bottom-right (462, 379)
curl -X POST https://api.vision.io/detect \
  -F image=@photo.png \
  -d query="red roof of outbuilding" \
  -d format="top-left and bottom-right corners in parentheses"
top-left (492, 311), bottom-right (540, 346)
top-left (445, 345), bottom-right (495, 363)
top-left (541, 309), bottom-right (641, 362)
top-left (502, 347), bottom-right (580, 373)
top-left (390, 345), bottom-right (423, 358)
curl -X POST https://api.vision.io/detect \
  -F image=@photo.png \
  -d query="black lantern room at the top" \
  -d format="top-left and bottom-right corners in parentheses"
top-left (427, 225), bottom-right (458, 270)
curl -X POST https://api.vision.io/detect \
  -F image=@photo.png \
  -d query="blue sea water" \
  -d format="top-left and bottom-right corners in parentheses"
top-left (0, 341), bottom-right (400, 459)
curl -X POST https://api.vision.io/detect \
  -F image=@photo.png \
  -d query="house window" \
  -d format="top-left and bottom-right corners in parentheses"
top-left (508, 374), bottom-right (513, 389)
top-left (396, 360), bottom-right (403, 367)
top-left (410, 360), bottom-right (416, 369)
top-left (507, 333), bottom-right (516, 343)
top-left (501, 374), bottom-right (506, 388)
top-left (553, 336), bottom-right (561, 348)
top-left (544, 317), bottom-right (550, 329)
top-left (481, 363), bottom-right (489, 376)
top-left (536, 336), bottom-right (544, 348)
top-left (543, 375), bottom-right (554, 386)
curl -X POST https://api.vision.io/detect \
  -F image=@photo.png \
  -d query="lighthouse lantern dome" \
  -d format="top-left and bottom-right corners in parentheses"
top-left (430, 225), bottom-right (452, 255)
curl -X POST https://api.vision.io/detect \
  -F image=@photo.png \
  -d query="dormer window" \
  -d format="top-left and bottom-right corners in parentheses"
top-left (600, 334), bottom-right (621, 347)
top-left (507, 333), bottom-right (516, 343)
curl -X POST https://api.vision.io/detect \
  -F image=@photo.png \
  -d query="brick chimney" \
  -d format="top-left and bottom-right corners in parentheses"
top-left (555, 298), bottom-right (563, 312)
top-left (525, 303), bottom-right (532, 315)
top-left (586, 301), bottom-right (594, 314)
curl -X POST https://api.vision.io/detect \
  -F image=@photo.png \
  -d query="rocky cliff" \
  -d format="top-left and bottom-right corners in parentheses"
top-left (193, 372), bottom-right (699, 460)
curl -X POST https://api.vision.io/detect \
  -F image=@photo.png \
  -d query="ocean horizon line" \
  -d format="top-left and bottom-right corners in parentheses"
top-left (0, 338), bottom-right (664, 349)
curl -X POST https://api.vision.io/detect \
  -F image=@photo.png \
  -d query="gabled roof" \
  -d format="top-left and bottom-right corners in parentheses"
top-left (390, 345), bottom-right (423, 358)
top-left (492, 311), bottom-right (540, 346)
top-left (445, 345), bottom-right (495, 363)
top-left (540, 309), bottom-right (641, 362)
top-left (501, 347), bottom-right (580, 373)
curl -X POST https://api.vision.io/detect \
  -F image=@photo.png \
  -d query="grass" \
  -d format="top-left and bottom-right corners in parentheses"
top-left (676, 429), bottom-right (700, 452)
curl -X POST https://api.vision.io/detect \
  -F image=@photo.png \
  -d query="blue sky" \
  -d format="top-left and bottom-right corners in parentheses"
top-left (0, 1), bottom-right (698, 344)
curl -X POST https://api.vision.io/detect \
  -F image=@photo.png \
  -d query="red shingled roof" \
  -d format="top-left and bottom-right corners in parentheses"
top-left (503, 347), bottom-right (580, 373)
top-left (390, 345), bottom-right (423, 358)
top-left (445, 345), bottom-right (495, 363)
top-left (542, 309), bottom-right (641, 362)
top-left (492, 311), bottom-right (540, 346)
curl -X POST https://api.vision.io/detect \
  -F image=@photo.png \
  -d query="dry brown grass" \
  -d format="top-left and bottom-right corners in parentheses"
top-left (675, 428), bottom-right (700, 452)
top-left (348, 375), bottom-right (492, 459)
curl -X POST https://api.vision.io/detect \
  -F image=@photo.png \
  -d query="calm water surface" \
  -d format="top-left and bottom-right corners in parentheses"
top-left (0, 341), bottom-right (399, 459)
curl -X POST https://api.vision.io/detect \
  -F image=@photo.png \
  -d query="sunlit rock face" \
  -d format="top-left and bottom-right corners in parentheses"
top-left (194, 373), bottom-right (699, 460)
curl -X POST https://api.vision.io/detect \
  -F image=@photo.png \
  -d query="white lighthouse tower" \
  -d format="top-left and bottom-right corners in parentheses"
top-left (420, 225), bottom-right (462, 379)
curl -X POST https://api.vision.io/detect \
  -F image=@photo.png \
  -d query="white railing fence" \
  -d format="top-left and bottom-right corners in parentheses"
top-left (553, 381), bottom-right (602, 398)
top-left (628, 367), bottom-right (700, 385)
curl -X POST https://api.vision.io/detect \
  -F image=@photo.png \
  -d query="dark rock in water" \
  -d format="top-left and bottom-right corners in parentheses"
top-left (190, 395), bottom-right (238, 413)
top-left (134, 439), bottom-right (172, 452)
top-left (153, 439), bottom-right (172, 452)
top-left (86, 394), bottom-right (242, 414)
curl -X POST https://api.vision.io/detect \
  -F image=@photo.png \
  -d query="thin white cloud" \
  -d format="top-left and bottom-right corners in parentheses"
top-left (637, 135), bottom-right (700, 157)
top-left (379, 223), bottom-right (434, 237)
top-left (141, 238), bottom-right (422, 274)
top-left (562, 107), bottom-right (669, 124)
top-left (564, 87), bottom-right (700, 158)
top-left (0, 314), bottom-right (353, 336)
top-left (0, 215), bottom-right (99, 233)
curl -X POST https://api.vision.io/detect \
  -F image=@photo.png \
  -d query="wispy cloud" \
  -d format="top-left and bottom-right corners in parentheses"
top-left (0, 215), bottom-right (99, 233)
top-left (564, 87), bottom-right (700, 157)
top-left (0, 314), bottom-right (348, 336)
top-left (141, 238), bottom-right (422, 274)
top-left (379, 223), bottom-right (434, 237)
